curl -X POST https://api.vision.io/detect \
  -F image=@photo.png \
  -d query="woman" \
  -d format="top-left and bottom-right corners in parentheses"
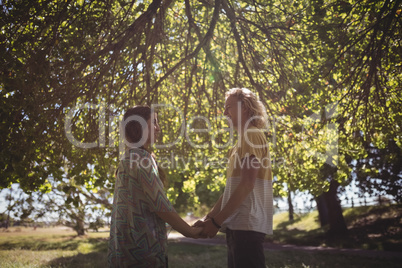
top-left (108, 105), bottom-right (202, 267)
top-left (195, 88), bottom-right (273, 267)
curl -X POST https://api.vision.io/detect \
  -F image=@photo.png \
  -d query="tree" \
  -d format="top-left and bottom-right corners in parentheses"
top-left (1, 0), bottom-right (401, 236)
top-left (351, 138), bottom-right (402, 203)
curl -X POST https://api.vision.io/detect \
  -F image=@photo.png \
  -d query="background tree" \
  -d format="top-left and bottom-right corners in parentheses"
top-left (1, 0), bottom-right (401, 236)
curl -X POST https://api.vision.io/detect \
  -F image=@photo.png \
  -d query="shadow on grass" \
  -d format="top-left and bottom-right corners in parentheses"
top-left (270, 204), bottom-right (402, 252)
top-left (168, 242), bottom-right (227, 268)
top-left (44, 236), bottom-right (402, 268)
top-left (0, 235), bottom-right (109, 251)
top-left (275, 216), bottom-right (303, 229)
top-left (269, 227), bottom-right (327, 246)
top-left (47, 251), bottom-right (108, 268)
top-left (346, 206), bottom-right (402, 251)
top-left (45, 238), bottom-right (109, 268)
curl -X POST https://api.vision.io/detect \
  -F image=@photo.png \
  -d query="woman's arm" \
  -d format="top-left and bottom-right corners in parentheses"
top-left (201, 155), bottom-right (260, 237)
top-left (192, 194), bottom-right (223, 230)
top-left (207, 194), bottom-right (224, 218)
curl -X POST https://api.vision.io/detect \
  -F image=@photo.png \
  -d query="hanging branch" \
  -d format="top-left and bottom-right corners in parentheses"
top-left (151, 0), bottom-right (222, 92)
top-left (78, 0), bottom-right (163, 70)
top-left (221, 0), bottom-right (278, 116)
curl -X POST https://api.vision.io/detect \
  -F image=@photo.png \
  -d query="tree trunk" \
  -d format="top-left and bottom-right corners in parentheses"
top-left (287, 188), bottom-right (294, 221)
top-left (323, 180), bottom-right (348, 235)
top-left (315, 195), bottom-right (329, 227)
top-left (6, 210), bottom-right (10, 229)
top-left (6, 188), bottom-right (12, 229)
top-left (316, 180), bottom-right (348, 236)
top-left (75, 217), bottom-right (86, 236)
top-left (70, 212), bottom-right (86, 236)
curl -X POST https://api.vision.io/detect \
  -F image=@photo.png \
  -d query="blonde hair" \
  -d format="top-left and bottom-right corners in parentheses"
top-left (225, 88), bottom-right (268, 129)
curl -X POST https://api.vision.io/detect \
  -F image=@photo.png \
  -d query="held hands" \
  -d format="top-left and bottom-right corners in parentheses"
top-left (192, 217), bottom-right (220, 239)
top-left (192, 219), bottom-right (208, 239)
top-left (201, 219), bottom-right (220, 238)
top-left (187, 226), bottom-right (204, 239)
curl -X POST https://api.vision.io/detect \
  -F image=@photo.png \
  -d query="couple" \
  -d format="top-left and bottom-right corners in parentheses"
top-left (108, 88), bottom-right (273, 268)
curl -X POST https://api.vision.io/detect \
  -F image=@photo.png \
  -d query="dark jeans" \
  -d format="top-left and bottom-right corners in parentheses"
top-left (226, 228), bottom-right (266, 268)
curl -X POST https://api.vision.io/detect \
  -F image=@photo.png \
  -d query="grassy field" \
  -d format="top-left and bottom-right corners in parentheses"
top-left (0, 204), bottom-right (401, 267)
top-left (0, 227), bottom-right (108, 267)
top-left (271, 204), bottom-right (402, 251)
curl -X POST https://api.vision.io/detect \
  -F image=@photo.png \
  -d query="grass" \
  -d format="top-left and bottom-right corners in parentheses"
top-left (168, 242), bottom-right (401, 268)
top-left (168, 241), bottom-right (227, 268)
top-left (1, 232), bottom-right (400, 268)
top-left (270, 204), bottom-right (402, 251)
top-left (0, 204), bottom-right (400, 267)
top-left (0, 227), bottom-right (108, 268)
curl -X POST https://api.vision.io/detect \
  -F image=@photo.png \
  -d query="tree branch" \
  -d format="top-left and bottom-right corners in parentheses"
top-left (79, 0), bottom-right (163, 70)
top-left (151, 0), bottom-right (222, 92)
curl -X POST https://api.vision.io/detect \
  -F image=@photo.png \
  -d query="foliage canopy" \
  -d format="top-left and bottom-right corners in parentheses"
top-left (1, 0), bottom-right (401, 225)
